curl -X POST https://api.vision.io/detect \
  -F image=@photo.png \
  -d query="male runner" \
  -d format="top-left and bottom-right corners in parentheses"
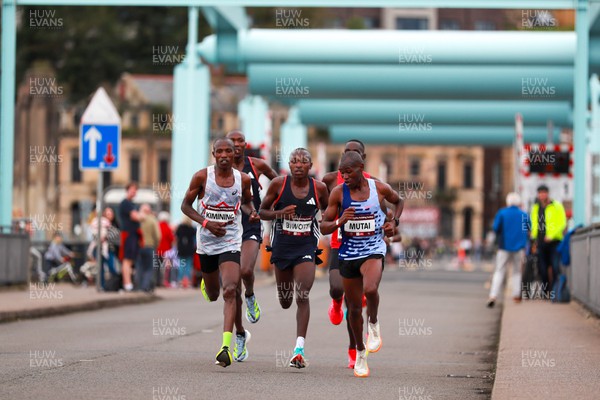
top-left (322, 139), bottom-right (372, 368)
top-left (259, 148), bottom-right (328, 368)
top-left (321, 151), bottom-right (402, 378)
top-left (227, 130), bottom-right (278, 323)
top-left (181, 138), bottom-right (260, 367)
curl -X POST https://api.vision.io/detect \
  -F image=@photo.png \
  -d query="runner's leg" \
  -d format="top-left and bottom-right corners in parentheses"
top-left (343, 276), bottom-right (365, 352)
top-left (293, 262), bottom-right (315, 338)
top-left (275, 265), bottom-right (294, 309)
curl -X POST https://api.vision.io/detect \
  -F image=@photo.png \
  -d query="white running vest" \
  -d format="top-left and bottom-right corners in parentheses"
top-left (196, 166), bottom-right (243, 254)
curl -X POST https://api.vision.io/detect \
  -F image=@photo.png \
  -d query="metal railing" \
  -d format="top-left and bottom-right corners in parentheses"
top-left (570, 223), bottom-right (600, 315)
top-left (0, 225), bottom-right (31, 286)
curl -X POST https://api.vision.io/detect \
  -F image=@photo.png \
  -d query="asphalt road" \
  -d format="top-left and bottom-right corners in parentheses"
top-left (1, 269), bottom-right (501, 400)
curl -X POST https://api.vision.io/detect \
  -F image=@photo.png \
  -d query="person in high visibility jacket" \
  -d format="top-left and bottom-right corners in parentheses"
top-left (530, 184), bottom-right (567, 297)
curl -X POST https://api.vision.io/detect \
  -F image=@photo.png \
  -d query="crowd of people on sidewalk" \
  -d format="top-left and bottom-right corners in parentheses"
top-left (486, 184), bottom-right (572, 307)
top-left (74, 182), bottom-right (200, 292)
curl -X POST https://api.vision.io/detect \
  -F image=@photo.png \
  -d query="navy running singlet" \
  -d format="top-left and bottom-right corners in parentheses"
top-left (270, 176), bottom-right (321, 259)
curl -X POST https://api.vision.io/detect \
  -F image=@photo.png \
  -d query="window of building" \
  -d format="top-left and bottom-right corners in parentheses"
top-left (410, 159), bottom-right (420, 177)
top-left (439, 19), bottom-right (460, 30)
top-left (437, 161), bottom-right (447, 190)
top-left (159, 157), bottom-right (169, 183)
top-left (474, 20), bottom-right (496, 30)
top-left (130, 113), bottom-right (139, 129)
top-left (71, 152), bottom-right (81, 183)
top-left (441, 207), bottom-right (453, 238)
top-left (396, 18), bottom-right (429, 30)
top-left (70, 202), bottom-right (81, 236)
top-left (463, 207), bottom-right (474, 238)
top-left (130, 156), bottom-right (140, 182)
top-left (463, 162), bottom-right (473, 189)
top-left (363, 17), bottom-right (380, 29)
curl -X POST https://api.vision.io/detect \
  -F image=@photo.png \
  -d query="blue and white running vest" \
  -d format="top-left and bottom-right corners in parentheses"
top-left (338, 178), bottom-right (387, 260)
top-left (196, 165), bottom-right (243, 255)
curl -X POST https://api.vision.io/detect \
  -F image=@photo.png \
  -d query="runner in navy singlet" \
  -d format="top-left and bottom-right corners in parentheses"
top-left (259, 148), bottom-right (328, 369)
top-left (227, 130), bottom-right (278, 324)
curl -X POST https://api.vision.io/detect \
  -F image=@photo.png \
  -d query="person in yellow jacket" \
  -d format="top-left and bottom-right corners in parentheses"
top-left (530, 185), bottom-right (567, 298)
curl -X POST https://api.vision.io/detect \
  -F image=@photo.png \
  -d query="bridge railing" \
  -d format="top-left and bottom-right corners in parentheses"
top-left (0, 225), bottom-right (30, 286)
top-left (571, 223), bottom-right (600, 315)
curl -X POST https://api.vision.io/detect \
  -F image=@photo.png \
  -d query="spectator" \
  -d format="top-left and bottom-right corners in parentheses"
top-left (487, 193), bottom-right (529, 308)
top-left (118, 182), bottom-right (143, 292)
top-left (43, 232), bottom-right (74, 280)
top-left (137, 204), bottom-right (161, 292)
top-left (156, 211), bottom-right (174, 287)
top-left (89, 207), bottom-right (120, 290)
top-left (530, 184), bottom-right (567, 296)
top-left (175, 216), bottom-right (196, 289)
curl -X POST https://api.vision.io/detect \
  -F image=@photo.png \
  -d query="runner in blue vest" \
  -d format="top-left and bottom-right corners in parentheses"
top-left (321, 151), bottom-right (402, 378)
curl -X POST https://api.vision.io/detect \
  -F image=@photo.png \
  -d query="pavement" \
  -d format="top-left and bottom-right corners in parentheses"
top-left (491, 286), bottom-right (600, 399)
top-left (0, 273), bottom-right (276, 324)
top-left (1, 265), bottom-right (599, 399)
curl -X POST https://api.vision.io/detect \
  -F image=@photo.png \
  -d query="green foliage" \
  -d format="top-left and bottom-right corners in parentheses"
top-left (17, 6), bottom-right (211, 102)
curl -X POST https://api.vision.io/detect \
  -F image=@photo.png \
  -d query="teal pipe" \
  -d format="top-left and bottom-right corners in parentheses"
top-left (573, 0), bottom-right (589, 225)
top-left (248, 64), bottom-right (574, 100)
top-left (198, 30), bottom-right (576, 66)
top-left (297, 100), bottom-right (572, 126)
top-left (330, 125), bottom-right (560, 145)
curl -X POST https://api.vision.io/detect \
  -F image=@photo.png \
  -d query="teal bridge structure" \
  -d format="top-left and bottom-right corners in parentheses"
top-left (1, 1), bottom-right (600, 226)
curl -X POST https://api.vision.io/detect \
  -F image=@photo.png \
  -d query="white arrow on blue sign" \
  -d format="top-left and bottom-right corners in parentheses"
top-left (79, 87), bottom-right (121, 170)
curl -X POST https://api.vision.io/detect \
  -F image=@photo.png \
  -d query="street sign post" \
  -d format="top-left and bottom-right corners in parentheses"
top-left (80, 88), bottom-right (121, 170)
top-left (79, 87), bottom-right (121, 292)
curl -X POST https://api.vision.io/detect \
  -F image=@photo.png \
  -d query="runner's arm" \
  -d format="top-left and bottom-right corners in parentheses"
top-left (258, 177), bottom-right (292, 220)
top-left (252, 157), bottom-right (279, 180)
top-left (320, 186), bottom-right (344, 235)
top-left (241, 173), bottom-right (259, 222)
top-left (181, 170), bottom-right (207, 225)
top-left (315, 180), bottom-right (329, 213)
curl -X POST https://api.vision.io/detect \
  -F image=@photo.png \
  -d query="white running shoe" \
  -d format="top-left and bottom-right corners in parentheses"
top-left (354, 348), bottom-right (369, 378)
top-left (367, 321), bottom-right (382, 353)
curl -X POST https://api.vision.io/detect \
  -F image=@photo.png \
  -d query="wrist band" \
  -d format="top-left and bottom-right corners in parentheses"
top-left (335, 219), bottom-right (340, 227)
top-left (202, 219), bottom-right (208, 228)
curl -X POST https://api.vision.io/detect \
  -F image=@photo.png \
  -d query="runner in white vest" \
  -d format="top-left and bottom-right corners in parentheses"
top-left (181, 138), bottom-right (260, 368)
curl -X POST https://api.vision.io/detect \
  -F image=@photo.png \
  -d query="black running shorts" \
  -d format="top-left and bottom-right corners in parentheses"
top-left (197, 251), bottom-right (241, 274)
top-left (339, 254), bottom-right (384, 279)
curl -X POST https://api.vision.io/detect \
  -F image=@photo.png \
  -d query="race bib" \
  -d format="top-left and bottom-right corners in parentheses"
top-left (204, 205), bottom-right (236, 224)
top-left (344, 215), bottom-right (375, 237)
top-left (282, 216), bottom-right (313, 236)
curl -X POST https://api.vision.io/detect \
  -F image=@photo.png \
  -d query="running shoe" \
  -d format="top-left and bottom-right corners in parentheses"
top-left (245, 294), bottom-right (261, 323)
top-left (289, 347), bottom-right (307, 369)
top-left (366, 321), bottom-right (382, 353)
top-left (328, 298), bottom-right (344, 325)
top-left (201, 279), bottom-right (211, 302)
top-left (348, 348), bottom-right (356, 369)
top-left (215, 346), bottom-right (232, 368)
top-left (233, 330), bottom-right (251, 362)
top-left (354, 348), bottom-right (369, 378)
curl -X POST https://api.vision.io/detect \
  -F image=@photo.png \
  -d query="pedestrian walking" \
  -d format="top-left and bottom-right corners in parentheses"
top-left (487, 193), bottom-right (530, 307)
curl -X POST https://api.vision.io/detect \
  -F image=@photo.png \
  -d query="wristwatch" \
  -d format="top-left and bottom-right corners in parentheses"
top-left (394, 218), bottom-right (399, 227)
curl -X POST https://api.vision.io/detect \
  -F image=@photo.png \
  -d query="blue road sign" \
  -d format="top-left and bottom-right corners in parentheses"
top-left (80, 124), bottom-right (120, 170)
